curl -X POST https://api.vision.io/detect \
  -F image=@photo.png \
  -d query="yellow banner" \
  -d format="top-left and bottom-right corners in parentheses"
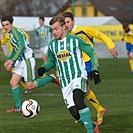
top-left (91, 25), bottom-right (123, 42)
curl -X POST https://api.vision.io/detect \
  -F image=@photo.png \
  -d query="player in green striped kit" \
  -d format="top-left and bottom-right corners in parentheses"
top-left (35, 17), bottom-right (52, 62)
top-left (1, 15), bottom-right (59, 113)
top-left (38, 16), bottom-right (100, 133)
top-left (1, 15), bottom-right (36, 113)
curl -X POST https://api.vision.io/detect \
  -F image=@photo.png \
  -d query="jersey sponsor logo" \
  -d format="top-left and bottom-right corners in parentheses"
top-left (57, 50), bottom-right (71, 61)
top-left (40, 32), bottom-right (45, 37)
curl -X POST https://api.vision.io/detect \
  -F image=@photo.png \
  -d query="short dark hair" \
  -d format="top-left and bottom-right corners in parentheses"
top-left (62, 12), bottom-right (74, 20)
top-left (39, 17), bottom-right (45, 21)
top-left (49, 16), bottom-right (65, 26)
top-left (1, 15), bottom-right (14, 24)
top-left (122, 23), bottom-right (129, 30)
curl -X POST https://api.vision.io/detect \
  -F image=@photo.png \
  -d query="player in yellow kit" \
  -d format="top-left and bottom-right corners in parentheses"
top-left (122, 23), bottom-right (133, 73)
top-left (1, 29), bottom-right (13, 55)
top-left (62, 12), bottom-right (118, 125)
top-left (0, 27), bottom-right (30, 88)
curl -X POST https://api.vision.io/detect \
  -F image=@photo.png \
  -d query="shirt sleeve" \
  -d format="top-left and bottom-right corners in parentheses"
top-left (42, 46), bottom-right (56, 71)
top-left (34, 28), bottom-right (39, 37)
top-left (10, 28), bottom-right (25, 62)
top-left (85, 26), bottom-right (116, 49)
top-left (7, 48), bottom-right (15, 60)
top-left (78, 37), bottom-right (99, 71)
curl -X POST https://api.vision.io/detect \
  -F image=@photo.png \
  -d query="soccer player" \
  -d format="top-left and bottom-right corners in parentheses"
top-left (35, 17), bottom-right (53, 62)
top-left (62, 12), bottom-right (118, 125)
top-left (1, 15), bottom-right (59, 113)
top-left (37, 16), bottom-right (100, 133)
top-left (0, 26), bottom-right (30, 88)
top-left (122, 23), bottom-right (133, 73)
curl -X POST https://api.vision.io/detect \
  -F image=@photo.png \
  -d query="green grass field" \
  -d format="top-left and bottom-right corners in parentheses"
top-left (0, 58), bottom-right (133, 133)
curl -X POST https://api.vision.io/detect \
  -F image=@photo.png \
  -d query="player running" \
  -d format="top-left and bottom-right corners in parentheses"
top-left (1, 15), bottom-right (59, 113)
top-left (37, 15), bottom-right (100, 133)
top-left (62, 12), bottom-right (118, 125)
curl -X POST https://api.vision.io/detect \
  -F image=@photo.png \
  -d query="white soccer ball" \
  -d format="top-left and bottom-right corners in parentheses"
top-left (22, 99), bottom-right (40, 118)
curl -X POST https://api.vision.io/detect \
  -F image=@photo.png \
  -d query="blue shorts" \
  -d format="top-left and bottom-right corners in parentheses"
top-left (85, 61), bottom-right (92, 79)
top-left (126, 43), bottom-right (133, 55)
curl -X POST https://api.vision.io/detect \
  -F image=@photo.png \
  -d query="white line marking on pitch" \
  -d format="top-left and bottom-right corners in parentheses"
top-left (0, 93), bottom-right (131, 98)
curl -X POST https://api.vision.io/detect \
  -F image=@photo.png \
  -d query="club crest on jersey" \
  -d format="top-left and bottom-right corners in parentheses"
top-left (57, 50), bottom-right (71, 61)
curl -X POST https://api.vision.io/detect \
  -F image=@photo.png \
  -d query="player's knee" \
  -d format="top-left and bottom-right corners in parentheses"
top-left (128, 52), bottom-right (133, 59)
top-left (10, 79), bottom-right (18, 87)
top-left (69, 106), bottom-right (80, 120)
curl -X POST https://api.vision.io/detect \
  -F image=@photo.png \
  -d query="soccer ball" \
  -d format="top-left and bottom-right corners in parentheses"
top-left (22, 99), bottom-right (40, 118)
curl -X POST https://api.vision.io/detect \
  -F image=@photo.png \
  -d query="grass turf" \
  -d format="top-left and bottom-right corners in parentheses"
top-left (0, 58), bottom-right (133, 133)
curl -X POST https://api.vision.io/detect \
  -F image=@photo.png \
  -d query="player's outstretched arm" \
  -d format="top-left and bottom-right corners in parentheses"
top-left (78, 36), bottom-right (101, 85)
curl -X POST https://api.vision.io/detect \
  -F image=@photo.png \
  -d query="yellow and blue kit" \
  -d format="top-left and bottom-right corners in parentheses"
top-left (70, 25), bottom-right (115, 76)
top-left (122, 24), bottom-right (133, 72)
top-left (70, 25), bottom-right (115, 62)
top-left (122, 24), bottom-right (133, 54)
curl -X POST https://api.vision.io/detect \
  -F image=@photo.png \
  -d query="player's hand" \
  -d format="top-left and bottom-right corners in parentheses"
top-left (4, 60), bottom-right (14, 72)
top-left (90, 70), bottom-right (101, 85)
top-left (5, 64), bottom-right (13, 72)
top-left (110, 48), bottom-right (118, 59)
top-left (37, 67), bottom-right (46, 76)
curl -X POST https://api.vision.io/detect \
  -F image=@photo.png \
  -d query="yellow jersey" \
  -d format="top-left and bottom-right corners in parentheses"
top-left (122, 25), bottom-right (133, 45)
top-left (70, 25), bottom-right (116, 62)
top-left (0, 26), bottom-right (30, 55)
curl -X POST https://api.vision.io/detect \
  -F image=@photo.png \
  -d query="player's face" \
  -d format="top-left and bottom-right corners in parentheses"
top-left (39, 19), bottom-right (44, 26)
top-left (65, 17), bottom-right (75, 32)
top-left (1, 20), bottom-right (12, 33)
top-left (50, 21), bottom-right (66, 40)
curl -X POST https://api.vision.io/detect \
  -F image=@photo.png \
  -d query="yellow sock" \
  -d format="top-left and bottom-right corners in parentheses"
top-left (11, 67), bottom-right (14, 73)
top-left (86, 90), bottom-right (103, 113)
top-left (129, 59), bottom-right (133, 71)
top-left (19, 81), bottom-right (26, 88)
top-left (40, 74), bottom-right (47, 78)
top-left (55, 70), bottom-right (59, 77)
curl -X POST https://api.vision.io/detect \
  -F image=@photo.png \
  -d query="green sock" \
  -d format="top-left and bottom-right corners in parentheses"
top-left (35, 76), bottom-right (53, 88)
top-left (92, 121), bottom-right (95, 129)
top-left (78, 118), bottom-right (84, 125)
top-left (12, 86), bottom-right (22, 108)
top-left (78, 117), bottom-right (96, 129)
top-left (79, 107), bottom-right (94, 133)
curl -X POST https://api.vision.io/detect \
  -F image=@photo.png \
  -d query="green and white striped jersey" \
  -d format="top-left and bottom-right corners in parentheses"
top-left (8, 27), bottom-right (34, 62)
top-left (35, 25), bottom-right (52, 48)
top-left (44, 33), bottom-right (98, 88)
